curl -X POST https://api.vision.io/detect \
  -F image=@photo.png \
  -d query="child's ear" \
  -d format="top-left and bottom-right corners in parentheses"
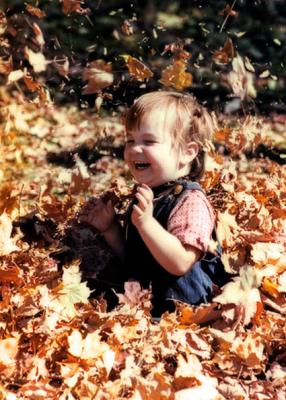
top-left (179, 142), bottom-right (199, 166)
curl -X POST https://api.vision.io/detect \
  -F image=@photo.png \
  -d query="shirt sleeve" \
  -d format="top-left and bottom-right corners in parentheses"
top-left (167, 190), bottom-right (215, 253)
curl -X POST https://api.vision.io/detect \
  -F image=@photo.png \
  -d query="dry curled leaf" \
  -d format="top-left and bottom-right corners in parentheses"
top-left (213, 37), bottom-right (235, 65)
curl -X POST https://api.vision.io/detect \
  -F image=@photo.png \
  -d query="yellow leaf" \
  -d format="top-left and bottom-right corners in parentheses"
top-left (121, 55), bottom-right (153, 82)
top-left (160, 60), bottom-right (193, 90)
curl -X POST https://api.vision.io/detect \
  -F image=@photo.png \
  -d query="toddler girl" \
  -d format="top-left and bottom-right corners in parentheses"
top-left (81, 91), bottom-right (228, 317)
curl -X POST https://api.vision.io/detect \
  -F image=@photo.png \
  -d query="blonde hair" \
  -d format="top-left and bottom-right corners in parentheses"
top-left (125, 91), bottom-right (215, 179)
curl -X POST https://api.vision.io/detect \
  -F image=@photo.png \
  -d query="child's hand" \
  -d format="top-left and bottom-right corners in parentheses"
top-left (131, 184), bottom-right (154, 228)
top-left (79, 197), bottom-right (116, 233)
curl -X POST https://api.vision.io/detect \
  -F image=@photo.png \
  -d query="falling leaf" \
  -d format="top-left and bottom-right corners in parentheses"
top-left (212, 38), bottom-right (235, 65)
top-left (0, 56), bottom-right (12, 74)
top-left (25, 48), bottom-right (48, 73)
top-left (32, 22), bottom-right (45, 48)
top-left (25, 4), bottom-right (46, 17)
top-left (121, 55), bottom-right (153, 82)
top-left (23, 75), bottom-right (41, 92)
top-left (259, 70), bottom-right (271, 79)
top-left (224, 54), bottom-right (257, 99)
top-left (7, 69), bottom-right (25, 83)
top-left (160, 60), bottom-right (193, 90)
top-left (121, 20), bottom-right (135, 35)
top-left (82, 60), bottom-right (114, 94)
top-left (61, 0), bottom-right (89, 15)
top-left (219, 4), bottom-right (238, 18)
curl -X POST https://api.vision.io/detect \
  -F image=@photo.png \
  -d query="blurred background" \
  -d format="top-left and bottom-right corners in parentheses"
top-left (1, 0), bottom-right (286, 114)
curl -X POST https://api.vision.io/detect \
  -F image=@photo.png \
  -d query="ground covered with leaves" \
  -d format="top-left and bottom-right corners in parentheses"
top-left (0, 89), bottom-right (286, 400)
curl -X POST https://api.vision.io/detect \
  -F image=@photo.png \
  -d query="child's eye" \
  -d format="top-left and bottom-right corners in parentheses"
top-left (126, 139), bottom-right (134, 144)
top-left (144, 140), bottom-right (156, 145)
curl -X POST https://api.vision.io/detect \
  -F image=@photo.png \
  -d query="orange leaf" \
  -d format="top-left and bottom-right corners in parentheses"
top-left (160, 60), bottom-right (192, 90)
top-left (213, 127), bottom-right (232, 143)
top-left (121, 55), bottom-right (153, 82)
top-left (262, 278), bottom-right (280, 298)
top-left (212, 38), bottom-right (235, 65)
top-left (0, 56), bottom-right (12, 75)
top-left (62, 0), bottom-right (89, 15)
top-left (25, 4), bottom-right (46, 17)
top-left (23, 75), bottom-right (41, 92)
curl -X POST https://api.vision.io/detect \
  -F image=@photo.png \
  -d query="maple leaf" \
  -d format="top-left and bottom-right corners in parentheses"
top-left (214, 265), bottom-right (263, 325)
top-left (0, 213), bottom-right (19, 256)
top-left (82, 60), bottom-right (114, 94)
top-left (40, 262), bottom-right (91, 320)
top-left (115, 281), bottom-right (151, 309)
top-left (160, 60), bottom-right (193, 90)
top-left (121, 55), bottom-right (153, 82)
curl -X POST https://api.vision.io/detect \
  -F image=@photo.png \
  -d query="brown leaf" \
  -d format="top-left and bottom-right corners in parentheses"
top-left (25, 4), bottom-right (46, 18)
top-left (61, 0), bottom-right (89, 15)
top-left (23, 75), bottom-right (41, 92)
top-left (82, 60), bottom-right (114, 94)
top-left (121, 55), bottom-right (153, 82)
top-left (160, 60), bottom-right (193, 90)
top-left (212, 38), bottom-right (235, 65)
top-left (0, 56), bottom-right (12, 75)
top-left (219, 4), bottom-right (238, 18)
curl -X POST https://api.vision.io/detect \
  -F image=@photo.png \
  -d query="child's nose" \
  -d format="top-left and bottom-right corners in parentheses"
top-left (131, 143), bottom-right (143, 153)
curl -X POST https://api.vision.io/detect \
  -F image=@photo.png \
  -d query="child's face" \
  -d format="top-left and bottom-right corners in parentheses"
top-left (124, 109), bottom-right (191, 188)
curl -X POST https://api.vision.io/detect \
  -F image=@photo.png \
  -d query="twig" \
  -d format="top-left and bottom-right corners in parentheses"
top-left (219, 0), bottom-right (237, 33)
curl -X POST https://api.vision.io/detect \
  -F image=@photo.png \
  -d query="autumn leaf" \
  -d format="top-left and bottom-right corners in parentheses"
top-left (224, 54), bottom-right (257, 100)
top-left (0, 213), bottom-right (19, 256)
top-left (0, 56), bottom-right (12, 74)
top-left (25, 47), bottom-right (48, 73)
top-left (212, 38), bottom-right (235, 65)
top-left (214, 265), bottom-right (263, 325)
top-left (160, 60), bottom-right (193, 90)
top-left (82, 60), bottom-right (114, 94)
top-left (40, 262), bottom-right (91, 320)
top-left (121, 55), bottom-right (153, 82)
top-left (25, 4), bottom-right (46, 18)
top-left (7, 69), bottom-right (25, 84)
top-left (61, 0), bottom-right (89, 15)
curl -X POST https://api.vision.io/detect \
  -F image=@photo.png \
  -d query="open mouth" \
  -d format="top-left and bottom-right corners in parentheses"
top-left (134, 161), bottom-right (150, 170)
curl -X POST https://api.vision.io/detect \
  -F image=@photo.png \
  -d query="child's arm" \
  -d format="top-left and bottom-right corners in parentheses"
top-left (79, 198), bottom-right (124, 260)
top-left (132, 184), bottom-right (202, 276)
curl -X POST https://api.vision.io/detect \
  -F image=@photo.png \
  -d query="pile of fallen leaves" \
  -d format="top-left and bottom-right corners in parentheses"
top-left (0, 90), bottom-right (286, 399)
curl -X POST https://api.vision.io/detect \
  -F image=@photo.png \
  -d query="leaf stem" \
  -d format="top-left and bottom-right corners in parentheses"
top-left (219, 0), bottom-right (237, 33)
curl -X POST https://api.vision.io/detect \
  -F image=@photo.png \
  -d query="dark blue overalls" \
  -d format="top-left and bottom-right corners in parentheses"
top-left (123, 179), bottom-right (230, 317)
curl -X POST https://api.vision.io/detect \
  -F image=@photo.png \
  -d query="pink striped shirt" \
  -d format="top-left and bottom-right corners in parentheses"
top-left (167, 190), bottom-right (215, 253)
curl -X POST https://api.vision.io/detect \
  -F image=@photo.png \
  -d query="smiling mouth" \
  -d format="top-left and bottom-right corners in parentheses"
top-left (134, 162), bottom-right (151, 170)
